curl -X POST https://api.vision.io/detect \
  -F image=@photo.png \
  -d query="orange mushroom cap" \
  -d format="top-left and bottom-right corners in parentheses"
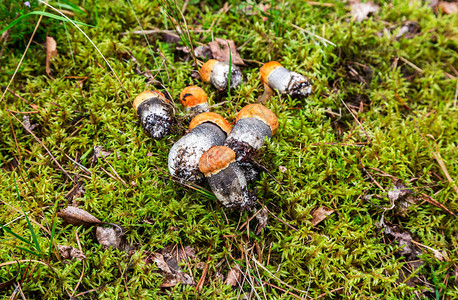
top-left (180, 86), bottom-right (208, 108)
top-left (236, 104), bottom-right (279, 135)
top-left (259, 61), bottom-right (283, 84)
top-left (199, 146), bottom-right (236, 175)
top-left (188, 112), bottom-right (232, 135)
top-left (200, 59), bottom-right (219, 83)
top-left (133, 90), bottom-right (168, 111)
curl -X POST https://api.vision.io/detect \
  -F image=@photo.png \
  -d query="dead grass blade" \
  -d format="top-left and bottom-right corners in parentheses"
top-left (38, 0), bottom-right (130, 97)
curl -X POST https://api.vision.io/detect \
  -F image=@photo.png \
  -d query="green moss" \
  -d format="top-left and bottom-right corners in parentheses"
top-left (0, 0), bottom-right (457, 298)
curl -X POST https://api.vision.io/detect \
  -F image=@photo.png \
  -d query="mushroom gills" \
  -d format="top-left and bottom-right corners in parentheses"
top-left (137, 97), bottom-right (174, 139)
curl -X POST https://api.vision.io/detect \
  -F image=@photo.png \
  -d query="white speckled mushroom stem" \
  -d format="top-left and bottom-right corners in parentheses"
top-left (267, 67), bottom-right (312, 97)
top-left (210, 62), bottom-right (243, 91)
top-left (168, 123), bottom-right (226, 182)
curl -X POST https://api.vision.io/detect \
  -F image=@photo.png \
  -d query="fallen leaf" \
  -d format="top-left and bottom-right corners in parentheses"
top-left (46, 36), bottom-right (57, 76)
top-left (394, 21), bottom-right (420, 40)
top-left (349, 1), bottom-right (379, 22)
top-left (376, 217), bottom-right (421, 260)
top-left (439, 1), bottom-right (458, 14)
top-left (58, 245), bottom-right (86, 261)
top-left (387, 180), bottom-right (418, 216)
top-left (22, 115), bottom-right (38, 133)
top-left (96, 225), bottom-right (129, 251)
top-left (208, 38), bottom-right (245, 65)
top-left (278, 166), bottom-right (287, 173)
top-left (311, 206), bottom-right (335, 226)
top-left (255, 207), bottom-right (268, 234)
top-left (142, 244), bottom-right (196, 287)
top-left (92, 146), bottom-right (113, 162)
top-left (225, 264), bottom-right (242, 287)
top-left (57, 207), bottom-right (104, 226)
top-left (193, 45), bottom-right (213, 60)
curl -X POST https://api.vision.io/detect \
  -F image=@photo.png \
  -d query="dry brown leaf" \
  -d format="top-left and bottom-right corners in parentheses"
top-left (255, 207), bottom-right (268, 234)
top-left (225, 265), bottom-right (242, 287)
top-left (142, 245), bottom-right (196, 287)
top-left (46, 36), bottom-right (57, 76)
top-left (350, 1), bottom-right (379, 22)
top-left (387, 180), bottom-right (418, 216)
top-left (311, 206), bottom-right (335, 226)
top-left (208, 38), bottom-right (245, 65)
top-left (95, 226), bottom-right (128, 251)
top-left (22, 114), bottom-right (38, 133)
top-left (57, 207), bottom-right (104, 226)
top-left (439, 1), bottom-right (458, 14)
top-left (58, 245), bottom-right (86, 261)
top-left (92, 145), bottom-right (113, 162)
top-left (194, 45), bottom-right (213, 60)
top-left (376, 218), bottom-right (421, 260)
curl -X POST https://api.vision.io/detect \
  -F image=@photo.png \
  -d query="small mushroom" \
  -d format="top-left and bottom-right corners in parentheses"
top-left (180, 86), bottom-right (209, 115)
top-left (200, 59), bottom-right (243, 91)
top-left (133, 90), bottom-right (174, 139)
top-left (260, 61), bottom-right (312, 99)
top-left (168, 112), bottom-right (232, 183)
top-left (224, 104), bottom-right (278, 161)
top-left (199, 146), bottom-right (254, 210)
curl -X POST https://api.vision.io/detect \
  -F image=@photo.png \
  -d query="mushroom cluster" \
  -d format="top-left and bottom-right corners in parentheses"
top-left (133, 60), bottom-right (312, 210)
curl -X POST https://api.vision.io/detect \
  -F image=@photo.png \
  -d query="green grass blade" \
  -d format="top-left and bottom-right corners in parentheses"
top-left (227, 41), bottom-right (232, 100)
top-left (0, 224), bottom-right (34, 246)
top-left (0, 11), bottom-right (93, 35)
top-left (3, 243), bottom-right (41, 257)
top-left (51, 0), bottom-right (85, 14)
top-left (13, 176), bottom-right (42, 256)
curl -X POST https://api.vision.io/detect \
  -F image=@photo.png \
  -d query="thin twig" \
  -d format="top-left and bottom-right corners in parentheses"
top-left (290, 23), bottom-right (336, 46)
top-left (252, 258), bottom-right (311, 297)
top-left (0, 4), bottom-right (45, 103)
top-left (38, 0), bottom-right (130, 97)
top-left (9, 113), bottom-right (75, 183)
top-left (340, 98), bottom-right (372, 144)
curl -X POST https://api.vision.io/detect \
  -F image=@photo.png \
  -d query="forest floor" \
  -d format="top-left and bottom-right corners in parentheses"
top-left (0, 0), bottom-right (457, 299)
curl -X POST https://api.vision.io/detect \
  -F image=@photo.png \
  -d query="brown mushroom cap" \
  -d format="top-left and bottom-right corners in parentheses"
top-left (236, 104), bottom-right (279, 135)
top-left (180, 86), bottom-right (208, 108)
top-left (133, 90), bottom-right (169, 111)
top-left (188, 112), bottom-right (232, 135)
top-left (199, 146), bottom-right (236, 176)
top-left (259, 61), bottom-right (283, 84)
top-left (200, 59), bottom-right (219, 83)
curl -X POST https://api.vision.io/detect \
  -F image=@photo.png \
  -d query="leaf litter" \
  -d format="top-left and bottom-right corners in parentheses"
top-left (58, 245), bottom-right (86, 261)
top-left (143, 244), bottom-right (196, 287)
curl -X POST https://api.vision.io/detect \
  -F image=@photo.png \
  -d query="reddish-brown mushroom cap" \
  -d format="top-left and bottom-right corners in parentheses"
top-left (200, 59), bottom-right (219, 83)
top-left (236, 104), bottom-right (279, 135)
top-left (133, 90), bottom-right (169, 111)
top-left (259, 61), bottom-right (283, 85)
top-left (188, 112), bottom-right (232, 135)
top-left (199, 146), bottom-right (236, 175)
top-left (180, 86), bottom-right (208, 108)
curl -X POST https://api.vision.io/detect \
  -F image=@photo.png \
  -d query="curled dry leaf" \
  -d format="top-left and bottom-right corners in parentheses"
top-left (208, 38), bottom-right (245, 65)
top-left (225, 264), bottom-right (242, 287)
top-left (143, 245), bottom-right (196, 287)
top-left (439, 1), bottom-right (458, 14)
top-left (255, 207), bottom-right (268, 234)
top-left (349, 1), bottom-right (379, 22)
top-left (92, 145), bottom-right (113, 162)
top-left (46, 36), bottom-right (57, 76)
top-left (376, 217), bottom-right (421, 260)
top-left (311, 206), bottom-right (335, 226)
top-left (58, 245), bottom-right (86, 261)
top-left (96, 226), bottom-right (129, 251)
top-left (57, 206), bottom-right (104, 226)
top-left (387, 180), bottom-right (418, 216)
